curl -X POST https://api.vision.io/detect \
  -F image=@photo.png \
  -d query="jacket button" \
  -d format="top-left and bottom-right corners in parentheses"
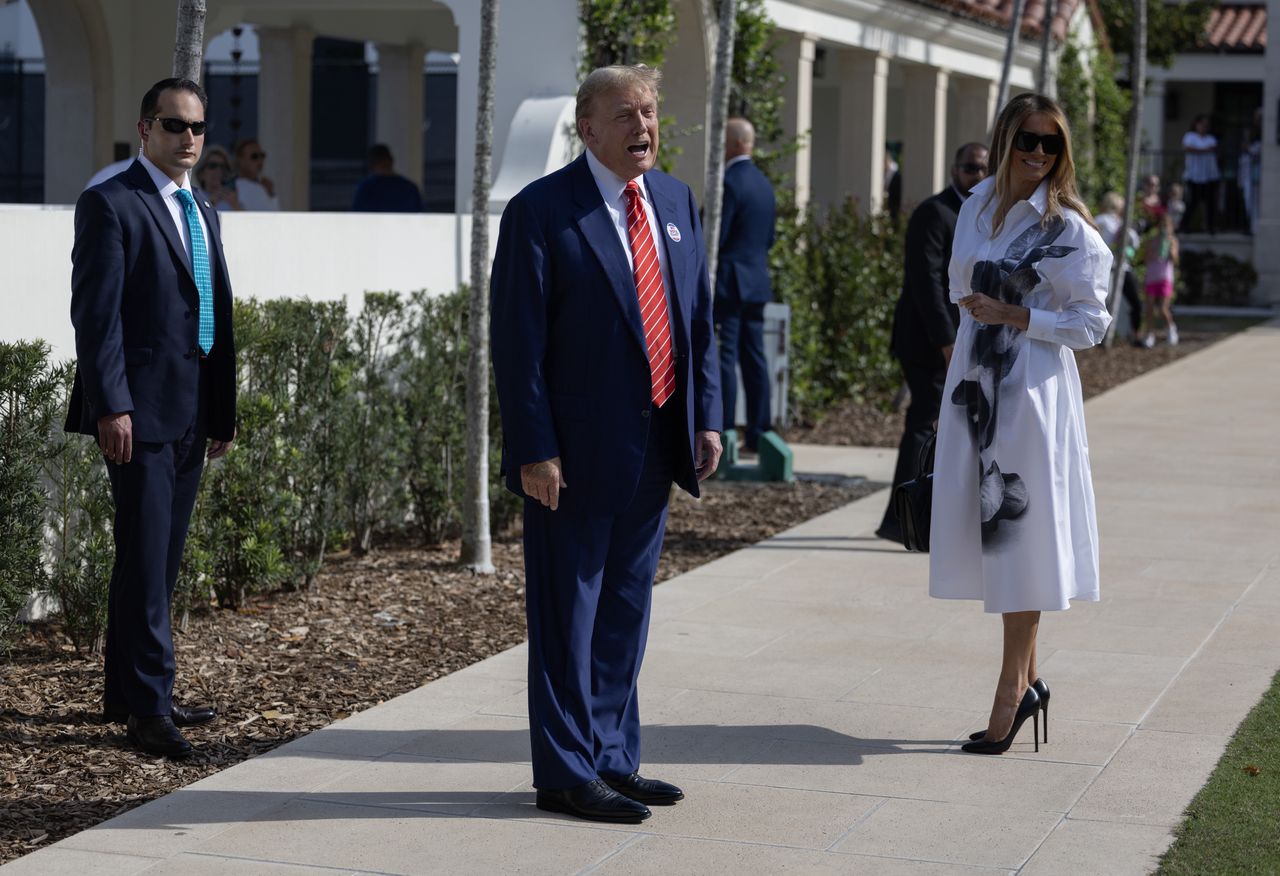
top-left (185, 348), bottom-right (197, 359)
top-left (641, 409), bottom-right (651, 418)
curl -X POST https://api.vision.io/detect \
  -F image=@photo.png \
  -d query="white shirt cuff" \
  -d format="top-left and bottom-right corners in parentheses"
top-left (1025, 307), bottom-right (1058, 342)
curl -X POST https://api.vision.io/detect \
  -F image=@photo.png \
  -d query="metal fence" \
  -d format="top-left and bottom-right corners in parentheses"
top-left (0, 58), bottom-right (44, 203)
top-left (1138, 148), bottom-right (1258, 234)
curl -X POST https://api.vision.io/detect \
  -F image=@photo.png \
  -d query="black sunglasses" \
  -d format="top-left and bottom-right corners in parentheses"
top-left (1012, 131), bottom-right (1064, 155)
top-left (959, 162), bottom-right (989, 175)
top-left (146, 117), bottom-right (208, 136)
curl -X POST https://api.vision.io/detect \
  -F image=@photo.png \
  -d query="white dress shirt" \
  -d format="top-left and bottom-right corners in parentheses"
top-left (235, 176), bottom-right (281, 211)
top-left (1181, 131), bottom-right (1220, 183)
top-left (584, 148), bottom-right (676, 311)
top-left (138, 153), bottom-right (211, 267)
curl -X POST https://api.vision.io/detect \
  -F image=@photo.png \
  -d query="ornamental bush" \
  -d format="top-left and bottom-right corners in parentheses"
top-left (0, 341), bottom-right (61, 650)
top-left (771, 200), bottom-right (904, 423)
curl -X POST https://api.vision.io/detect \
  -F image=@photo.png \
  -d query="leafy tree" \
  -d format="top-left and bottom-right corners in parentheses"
top-left (1058, 32), bottom-right (1130, 207)
top-left (579, 0), bottom-right (676, 71)
top-left (1095, 0), bottom-right (1211, 68)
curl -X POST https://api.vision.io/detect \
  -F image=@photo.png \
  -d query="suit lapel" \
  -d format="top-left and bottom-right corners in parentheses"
top-left (131, 163), bottom-right (197, 288)
top-left (646, 174), bottom-right (690, 353)
top-left (571, 156), bottom-right (649, 355)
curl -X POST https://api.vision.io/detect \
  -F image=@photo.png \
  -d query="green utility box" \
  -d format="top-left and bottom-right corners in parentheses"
top-left (717, 429), bottom-right (793, 482)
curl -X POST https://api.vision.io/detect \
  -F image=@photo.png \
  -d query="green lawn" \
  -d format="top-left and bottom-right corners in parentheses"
top-left (1158, 669), bottom-right (1280, 874)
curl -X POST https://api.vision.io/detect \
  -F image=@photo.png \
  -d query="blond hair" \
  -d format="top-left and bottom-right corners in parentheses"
top-left (575, 65), bottom-right (662, 125)
top-left (984, 93), bottom-right (1097, 236)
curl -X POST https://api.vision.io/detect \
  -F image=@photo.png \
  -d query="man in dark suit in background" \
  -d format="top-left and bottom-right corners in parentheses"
top-left (715, 117), bottom-right (776, 453)
top-left (491, 65), bottom-right (722, 824)
top-left (351, 143), bottom-right (424, 213)
top-left (66, 78), bottom-right (237, 757)
top-left (877, 141), bottom-right (988, 543)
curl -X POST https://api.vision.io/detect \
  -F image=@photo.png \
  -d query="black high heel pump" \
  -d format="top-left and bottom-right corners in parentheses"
top-left (962, 686), bottom-right (1040, 755)
top-left (970, 677), bottom-right (1049, 743)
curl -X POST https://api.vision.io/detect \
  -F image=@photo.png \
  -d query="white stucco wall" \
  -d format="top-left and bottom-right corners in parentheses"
top-left (0, 208), bottom-right (500, 361)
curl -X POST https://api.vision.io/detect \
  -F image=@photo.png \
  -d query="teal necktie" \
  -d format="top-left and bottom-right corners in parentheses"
top-left (175, 188), bottom-right (215, 354)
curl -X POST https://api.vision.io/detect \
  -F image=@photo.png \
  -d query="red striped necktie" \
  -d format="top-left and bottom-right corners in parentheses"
top-left (624, 180), bottom-right (676, 407)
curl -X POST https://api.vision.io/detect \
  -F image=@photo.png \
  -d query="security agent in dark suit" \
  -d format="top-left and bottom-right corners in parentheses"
top-left (66, 78), bottom-right (237, 757)
top-left (877, 142), bottom-right (988, 543)
top-left (491, 65), bottom-right (722, 824)
top-left (714, 117), bottom-right (776, 452)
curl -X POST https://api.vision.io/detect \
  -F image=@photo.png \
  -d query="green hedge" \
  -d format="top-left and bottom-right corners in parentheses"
top-left (0, 288), bottom-right (517, 651)
top-left (771, 199), bottom-right (904, 422)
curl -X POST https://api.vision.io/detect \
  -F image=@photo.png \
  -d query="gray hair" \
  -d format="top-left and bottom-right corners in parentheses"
top-left (575, 65), bottom-right (663, 123)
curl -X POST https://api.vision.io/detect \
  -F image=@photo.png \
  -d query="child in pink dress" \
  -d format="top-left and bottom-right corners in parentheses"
top-left (1142, 214), bottom-right (1180, 347)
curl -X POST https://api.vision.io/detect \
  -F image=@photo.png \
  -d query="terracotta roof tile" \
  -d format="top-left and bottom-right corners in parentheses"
top-left (907, 0), bottom-right (1083, 42)
top-left (1204, 5), bottom-right (1266, 52)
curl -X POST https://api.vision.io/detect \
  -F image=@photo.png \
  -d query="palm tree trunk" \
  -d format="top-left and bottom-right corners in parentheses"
top-left (995, 0), bottom-right (1028, 126)
top-left (1104, 0), bottom-right (1146, 348)
top-left (1038, 0), bottom-right (1056, 93)
top-left (460, 0), bottom-right (499, 573)
top-left (702, 0), bottom-right (738, 283)
top-left (172, 0), bottom-right (207, 82)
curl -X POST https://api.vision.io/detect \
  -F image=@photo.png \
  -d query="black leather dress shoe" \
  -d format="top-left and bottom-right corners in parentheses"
top-left (536, 778), bottom-right (651, 823)
top-left (126, 715), bottom-right (194, 759)
top-left (105, 702), bottom-right (217, 726)
top-left (602, 772), bottom-right (684, 805)
top-left (171, 704), bottom-right (217, 726)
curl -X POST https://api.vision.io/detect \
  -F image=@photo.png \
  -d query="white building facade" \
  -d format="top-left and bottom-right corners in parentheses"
top-left (3, 0), bottom-right (1130, 359)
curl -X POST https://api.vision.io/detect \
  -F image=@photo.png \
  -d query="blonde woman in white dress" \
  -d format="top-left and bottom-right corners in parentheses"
top-left (929, 94), bottom-right (1113, 755)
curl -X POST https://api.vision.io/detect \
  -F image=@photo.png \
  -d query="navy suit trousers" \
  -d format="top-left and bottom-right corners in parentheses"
top-left (103, 368), bottom-right (207, 717)
top-left (522, 403), bottom-right (681, 789)
top-left (715, 299), bottom-right (771, 449)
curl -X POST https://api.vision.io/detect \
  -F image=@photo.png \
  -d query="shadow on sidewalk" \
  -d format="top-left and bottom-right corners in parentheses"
top-left (97, 724), bottom-right (959, 828)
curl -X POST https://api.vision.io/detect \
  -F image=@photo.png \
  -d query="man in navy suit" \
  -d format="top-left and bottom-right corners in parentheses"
top-left (876, 142), bottom-right (987, 543)
top-left (491, 65), bottom-right (722, 824)
top-left (66, 78), bottom-right (237, 758)
top-left (714, 117), bottom-right (776, 452)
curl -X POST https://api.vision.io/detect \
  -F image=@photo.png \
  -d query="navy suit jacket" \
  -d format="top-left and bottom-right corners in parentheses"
top-left (715, 158), bottom-right (776, 305)
top-left (490, 154), bottom-right (722, 515)
top-left (65, 160), bottom-right (237, 443)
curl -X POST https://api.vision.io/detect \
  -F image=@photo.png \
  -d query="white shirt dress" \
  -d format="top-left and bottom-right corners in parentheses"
top-left (929, 177), bottom-right (1112, 613)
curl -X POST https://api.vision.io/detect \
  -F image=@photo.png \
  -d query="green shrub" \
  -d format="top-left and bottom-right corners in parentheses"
top-left (398, 289), bottom-right (469, 544)
top-left (0, 341), bottom-right (60, 650)
top-left (189, 392), bottom-right (295, 609)
top-left (341, 292), bottom-right (410, 554)
top-left (771, 200), bottom-right (904, 423)
top-left (43, 361), bottom-right (114, 653)
top-left (1177, 250), bottom-right (1259, 307)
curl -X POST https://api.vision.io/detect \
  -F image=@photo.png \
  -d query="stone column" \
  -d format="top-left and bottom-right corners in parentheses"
top-left (839, 49), bottom-right (889, 213)
top-left (1141, 77), bottom-right (1166, 155)
top-left (375, 42), bottom-right (427, 187)
top-left (952, 76), bottom-right (999, 148)
top-left (256, 25), bottom-right (315, 211)
top-left (903, 64), bottom-right (950, 205)
top-left (1254, 4), bottom-right (1280, 305)
top-left (776, 31), bottom-right (816, 211)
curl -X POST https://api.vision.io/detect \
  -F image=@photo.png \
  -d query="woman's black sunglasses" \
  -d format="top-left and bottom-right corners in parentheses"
top-left (1012, 131), bottom-right (1064, 155)
top-left (146, 117), bottom-right (208, 136)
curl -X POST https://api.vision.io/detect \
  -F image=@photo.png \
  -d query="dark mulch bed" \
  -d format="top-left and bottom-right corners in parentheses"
top-left (784, 318), bottom-right (1248, 447)
top-left (0, 478), bottom-right (875, 864)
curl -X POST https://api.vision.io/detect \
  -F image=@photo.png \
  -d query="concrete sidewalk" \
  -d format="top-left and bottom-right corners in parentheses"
top-left (8, 322), bottom-right (1280, 875)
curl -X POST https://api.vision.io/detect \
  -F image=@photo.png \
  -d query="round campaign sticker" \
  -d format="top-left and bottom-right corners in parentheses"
top-left (666, 222), bottom-right (682, 243)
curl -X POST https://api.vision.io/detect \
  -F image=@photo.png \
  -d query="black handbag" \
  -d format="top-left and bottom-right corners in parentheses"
top-left (892, 432), bottom-right (936, 553)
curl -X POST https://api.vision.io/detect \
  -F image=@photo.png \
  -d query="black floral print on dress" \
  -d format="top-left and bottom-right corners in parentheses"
top-left (952, 216), bottom-right (1076, 542)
